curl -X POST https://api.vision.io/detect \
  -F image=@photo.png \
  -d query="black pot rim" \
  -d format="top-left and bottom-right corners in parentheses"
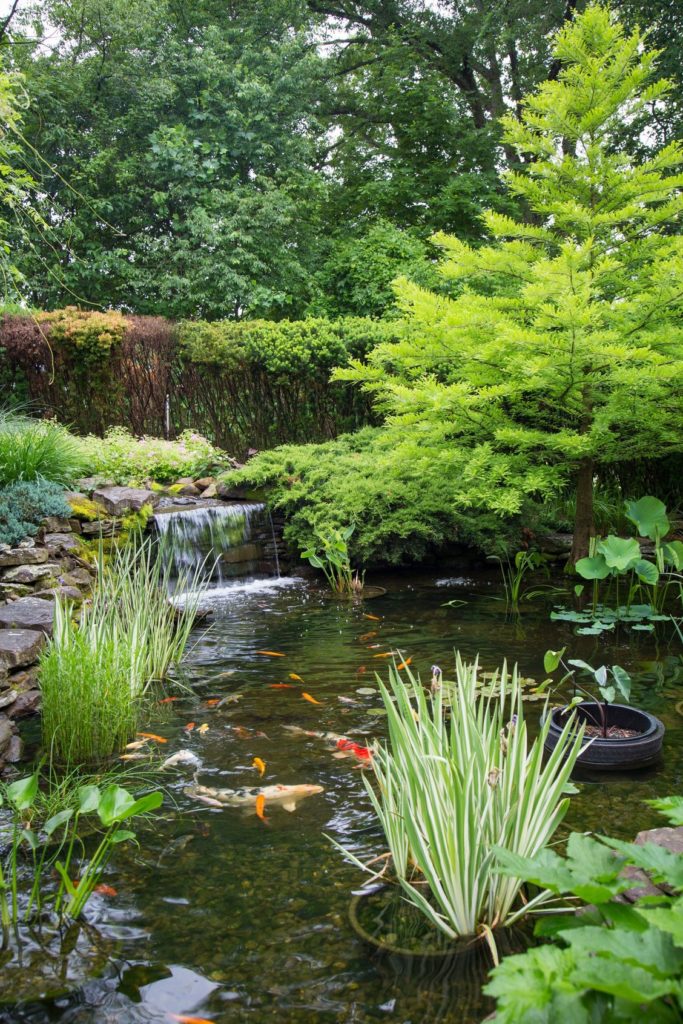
top-left (547, 702), bottom-right (658, 743)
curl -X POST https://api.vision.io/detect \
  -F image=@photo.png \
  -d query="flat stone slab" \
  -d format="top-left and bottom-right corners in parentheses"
top-left (43, 532), bottom-right (81, 553)
top-left (7, 689), bottom-right (41, 718)
top-left (619, 826), bottom-right (683, 903)
top-left (2, 562), bottom-right (62, 584)
top-left (92, 486), bottom-right (160, 515)
top-left (0, 629), bottom-right (45, 669)
top-left (0, 546), bottom-right (49, 568)
top-left (0, 597), bottom-right (55, 634)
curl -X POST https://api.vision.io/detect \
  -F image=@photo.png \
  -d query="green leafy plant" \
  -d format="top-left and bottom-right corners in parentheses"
top-left (489, 549), bottom-right (546, 611)
top-left (0, 769), bottom-right (162, 945)
top-left (487, 799), bottom-right (683, 1023)
top-left (301, 524), bottom-right (365, 597)
top-left (543, 649), bottom-right (631, 739)
top-left (333, 656), bottom-right (586, 959)
top-left (0, 412), bottom-right (85, 487)
top-left (76, 427), bottom-right (227, 486)
top-left (0, 479), bottom-right (72, 547)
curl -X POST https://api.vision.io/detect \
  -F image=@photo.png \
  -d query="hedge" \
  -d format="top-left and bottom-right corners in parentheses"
top-left (0, 309), bottom-right (401, 453)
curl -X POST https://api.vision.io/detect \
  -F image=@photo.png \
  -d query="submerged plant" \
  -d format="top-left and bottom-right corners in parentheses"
top-left (334, 656), bottom-right (586, 957)
top-left (301, 524), bottom-right (365, 597)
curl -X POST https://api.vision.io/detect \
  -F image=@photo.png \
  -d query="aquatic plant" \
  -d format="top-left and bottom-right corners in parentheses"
top-left (40, 536), bottom-right (206, 763)
top-left (334, 656), bottom-right (586, 957)
top-left (543, 648), bottom-right (631, 739)
top-left (486, 798), bottom-right (683, 1022)
top-left (0, 768), bottom-right (162, 944)
top-left (489, 549), bottom-right (546, 612)
top-left (301, 524), bottom-right (365, 597)
top-left (0, 411), bottom-right (85, 486)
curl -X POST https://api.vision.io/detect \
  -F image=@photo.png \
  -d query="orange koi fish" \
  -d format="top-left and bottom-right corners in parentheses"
top-left (289, 673), bottom-right (304, 683)
top-left (284, 725), bottom-right (372, 763)
top-left (301, 692), bottom-right (322, 705)
top-left (372, 652), bottom-right (393, 659)
top-left (363, 614), bottom-right (381, 621)
top-left (255, 793), bottom-right (268, 823)
top-left (270, 683), bottom-right (294, 689)
top-left (94, 884), bottom-right (118, 897)
top-left (159, 696), bottom-right (180, 704)
top-left (170, 1015), bottom-right (216, 1024)
top-left (205, 698), bottom-right (221, 706)
top-left (356, 665), bottom-right (367, 675)
top-left (256, 650), bottom-right (286, 657)
top-left (136, 732), bottom-right (168, 744)
top-left (252, 757), bottom-right (266, 777)
top-left (396, 657), bottom-right (412, 670)
top-left (184, 722), bottom-right (196, 732)
top-left (367, 643), bottom-right (381, 649)
top-left (197, 723), bottom-right (209, 735)
top-left (359, 631), bottom-right (377, 642)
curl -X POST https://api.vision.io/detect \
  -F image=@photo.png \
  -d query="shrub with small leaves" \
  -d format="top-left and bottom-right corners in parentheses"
top-left (0, 479), bottom-right (71, 546)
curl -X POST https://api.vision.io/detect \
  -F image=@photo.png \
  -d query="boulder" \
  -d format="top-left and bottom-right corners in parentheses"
top-left (81, 520), bottom-right (119, 537)
top-left (43, 532), bottom-right (81, 554)
top-left (173, 478), bottom-right (200, 497)
top-left (36, 585), bottom-right (83, 603)
top-left (0, 597), bottom-right (55, 634)
top-left (91, 486), bottom-right (159, 515)
top-left (0, 583), bottom-right (33, 600)
top-left (41, 516), bottom-right (73, 533)
top-left (0, 689), bottom-right (17, 710)
top-left (4, 733), bottom-right (23, 763)
top-left (61, 567), bottom-right (93, 586)
top-left (195, 477), bottom-right (215, 490)
top-left (200, 484), bottom-right (218, 499)
top-left (0, 629), bottom-right (45, 670)
top-left (0, 717), bottom-right (12, 757)
top-left (7, 688), bottom-right (41, 718)
top-left (1, 563), bottom-right (62, 585)
top-left (0, 546), bottom-right (49, 568)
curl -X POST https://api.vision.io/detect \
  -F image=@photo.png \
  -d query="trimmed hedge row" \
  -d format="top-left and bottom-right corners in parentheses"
top-left (0, 309), bottom-right (401, 453)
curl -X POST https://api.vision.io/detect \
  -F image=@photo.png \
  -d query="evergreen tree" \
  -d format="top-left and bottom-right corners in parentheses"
top-left (337, 4), bottom-right (683, 561)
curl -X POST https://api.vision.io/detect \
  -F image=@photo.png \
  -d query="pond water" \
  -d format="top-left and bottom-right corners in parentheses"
top-left (5, 568), bottom-right (683, 1024)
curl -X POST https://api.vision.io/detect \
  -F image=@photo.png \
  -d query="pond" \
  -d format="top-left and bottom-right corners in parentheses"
top-left (5, 567), bottom-right (683, 1024)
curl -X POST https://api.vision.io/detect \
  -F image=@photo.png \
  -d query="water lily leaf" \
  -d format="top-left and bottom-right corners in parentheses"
top-left (367, 707), bottom-right (387, 716)
top-left (634, 559), bottom-right (659, 585)
top-left (576, 626), bottom-right (604, 635)
top-left (544, 648), bottom-right (566, 673)
top-left (597, 536), bottom-right (641, 572)
top-left (625, 496), bottom-right (670, 541)
top-left (575, 555), bottom-right (611, 580)
top-left (662, 541), bottom-right (683, 569)
top-left (632, 624), bottom-right (655, 631)
top-left (356, 687), bottom-right (377, 695)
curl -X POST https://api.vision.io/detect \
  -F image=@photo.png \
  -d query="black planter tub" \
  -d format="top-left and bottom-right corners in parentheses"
top-left (544, 702), bottom-right (665, 771)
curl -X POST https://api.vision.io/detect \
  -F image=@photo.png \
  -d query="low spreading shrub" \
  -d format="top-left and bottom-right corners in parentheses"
top-left (75, 427), bottom-right (227, 485)
top-left (0, 480), bottom-right (72, 546)
top-left (0, 412), bottom-right (86, 486)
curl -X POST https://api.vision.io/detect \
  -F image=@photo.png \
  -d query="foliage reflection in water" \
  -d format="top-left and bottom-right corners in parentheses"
top-left (5, 569), bottom-right (682, 1023)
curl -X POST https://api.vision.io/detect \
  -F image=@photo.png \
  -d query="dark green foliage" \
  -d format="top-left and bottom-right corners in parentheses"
top-left (0, 480), bottom-right (71, 546)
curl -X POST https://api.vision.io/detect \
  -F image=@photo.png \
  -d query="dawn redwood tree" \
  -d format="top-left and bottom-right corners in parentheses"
top-left (338, 4), bottom-right (683, 562)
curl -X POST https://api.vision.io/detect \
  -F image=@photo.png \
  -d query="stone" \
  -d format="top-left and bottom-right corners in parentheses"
top-left (195, 476), bottom-right (215, 489)
top-left (0, 629), bottom-right (45, 670)
top-left (41, 516), bottom-right (73, 533)
top-left (173, 478), bottom-right (200, 497)
top-left (0, 690), bottom-right (17, 710)
top-left (69, 519), bottom-right (82, 534)
top-left (91, 485), bottom-right (159, 515)
top-left (0, 717), bottom-right (12, 756)
top-left (0, 597), bottom-right (55, 634)
top-left (4, 733), bottom-right (23, 763)
top-left (7, 689), bottom-right (40, 718)
top-left (36, 585), bottom-right (83, 603)
top-left (43, 532), bottom-right (81, 554)
top-left (221, 543), bottom-right (261, 564)
top-left (61, 567), bottom-right (93, 586)
top-left (200, 483), bottom-right (218, 499)
top-left (0, 546), bottom-right (49, 568)
top-left (0, 583), bottom-right (33, 600)
top-left (81, 520), bottom-right (119, 537)
top-left (216, 481), bottom-right (261, 501)
top-left (1, 563), bottom-right (62, 585)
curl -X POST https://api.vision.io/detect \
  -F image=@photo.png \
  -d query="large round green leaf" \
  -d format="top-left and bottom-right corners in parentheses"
top-left (575, 555), bottom-right (611, 580)
top-left (625, 496), bottom-right (670, 541)
top-left (634, 559), bottom-right (659, 585)
top-left (597, 536), bottom-right (640, 572)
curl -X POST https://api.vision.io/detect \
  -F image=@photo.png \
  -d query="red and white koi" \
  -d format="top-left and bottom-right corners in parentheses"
top-left (284, 725), bottom-right (373, 763)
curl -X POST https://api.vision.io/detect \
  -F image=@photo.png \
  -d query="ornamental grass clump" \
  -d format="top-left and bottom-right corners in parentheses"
top-left (0, 411), bottom-right (85, 486)
top-left (338, 656), bottom-right (586, 958)
top-left (39, 537), bottom-right (205, 764)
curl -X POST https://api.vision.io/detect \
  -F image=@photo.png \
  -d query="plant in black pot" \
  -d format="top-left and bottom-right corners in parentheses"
top-left (542, 648), bottom-right (665, 770)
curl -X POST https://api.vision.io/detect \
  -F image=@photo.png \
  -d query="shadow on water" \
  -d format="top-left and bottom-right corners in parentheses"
top-left (5, 568), bottom-right (682, 1023)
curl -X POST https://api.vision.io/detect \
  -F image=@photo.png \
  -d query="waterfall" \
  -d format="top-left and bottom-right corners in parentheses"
top-left (154, 503), bottom-right (272, 585)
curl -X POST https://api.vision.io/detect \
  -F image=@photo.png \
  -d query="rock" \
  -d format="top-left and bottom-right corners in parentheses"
top-left (7, 689), bottom-right (41, 718)
top-left (0, 583), bottom-right (33, 600)
top-left (4, 733), bottom-right (23, 763)
top-left (195, 476), bottom-right (215, 490)
top-left (221, 543), bottom-right (261, 564)
top-left (200, 483), bottom-right (218, 499)
top-left (1, 562), bottom-right (62, 585)
top-left (0, 629), bottom-right (45, 670)
top-left (0, 717), bottom-right (13, 756)
top-left (36, 585), bottom-right (83, 603)
top-left (69, 519), bottom-right (82, 534)
top-left (0, 597), bottom-right (55, 634)
top-left (173, 478), bottom-right (200, 497)
top-left (216, 481), bottom-right (263, 501)
top-left (81, 520), bottom-right (119, 537)
top-left (43, 532), bottom-right (81, 554)
top-left (92, 486), bottom-right (159, 515)
top-left (61, 567), bottom-right (93, 586)
top-left (0, 690), bottom-right (17, 710)
top-left (41, 516), bottom-right (73, 533)
top-left (538, 532), bottom-right (573, 557)
top-left (0, 546), bottom-right (49, 568)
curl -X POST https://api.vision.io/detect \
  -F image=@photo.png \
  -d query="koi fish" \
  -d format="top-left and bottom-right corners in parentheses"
top-left (356, 666), bottom-right (367, 676)
top-left (289, 673), bottom-right (304, 683)
top-left (170, 1015), bottom-right (215, 1024)
top-left (359, 631), bottom-right (377, 642)
top-left (367, 644), bottom-right (381, 649)
top-left (396, 657), bottom-right (412, 670)
top-left (205, 698), bottom-right (221, 706)
top-left (363, 614), bottom-right (381, 621)
top-left (137, 732), bottom-right (168, 744)
top-left (197, 723), bottom-right (209, 735)
top-left (94, 884), bottom-right (118, 897)
top-left (283, 726), bottom-right (373, 763)
top-left (232, 726), bottom-right (270, 740)
top-left (159, 696), bottom-right (180, 704)
top-left (372, 652), bottom-right (393, 659)
top-left (184, 722), bottom-right (196, 732)
top-left (125, 739), bottom-right (148, 751)
top-left (161, 749), bottom-right (201, 770)
top-left (120, 752), bottom-right (149, 761)
top-left (301, 692), bottom-right (322, 705)
top-left (270, 683), bottom-right (294, 689)
top-left (185, 782), bottom-right (324, 813)
top-left (338, 695), bottom-right (360, 705)
top-left (256, 650), bottom-right (286, 657)
top-left (252, 756), bottom-right (266, 777)
top-left (255, 794), bottom-right (267, 823)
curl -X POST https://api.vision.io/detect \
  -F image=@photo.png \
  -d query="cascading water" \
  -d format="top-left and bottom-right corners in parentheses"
top-left (154, 502), bottom-right (273, 587)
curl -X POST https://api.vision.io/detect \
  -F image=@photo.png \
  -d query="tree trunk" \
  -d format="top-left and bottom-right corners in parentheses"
top-left (570, 456), bottom-right (594, 565)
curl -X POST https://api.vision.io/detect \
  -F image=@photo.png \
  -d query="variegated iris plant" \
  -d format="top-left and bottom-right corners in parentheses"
top-left (339, 655), bottom-right (586, 957)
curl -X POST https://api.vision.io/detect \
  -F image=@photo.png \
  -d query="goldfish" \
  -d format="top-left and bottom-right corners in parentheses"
top-left (256, 650), bottom-right (286, 657)
top-left (197, 723), bottom-right (209, 735)
top-left (252, 756), bottom-right (266, 777)
top-left (120, 752), bottom-right (148, 761)
top-left (205, 698), bottom-right (221, 706)
top-left (137, 732), bottom-right (168, 744)
top-left (359, 631), bottom-right (377, 641)
top-left (255, 794), bottom-right (267, 823)
top-left (284, 726), bottom-right (372, 763)
top-left (125, 739), bottom-right (148, 751)
top-left (232, 726), bottom-right (269, 740)
top-left (301, 692), bottom-right (322, 705)
top-left (396, 657), bottom-right (412, 670)
top-left (372, 652), bottom-right (393, 659)
top-left (159, 696), bottom-right (180, 704)
top-left (356, 666), bottom-right (367, 675)
top-left (270, 683), bottom-right (294, 689)
top-left (289, 673), bottom-right (304, 683)
top-left (160, 749), bottom-right (201, 770)
top-left (363, 614), bottom-right (381, 621)
top-left (94, 884), bottom-right (118, 897)
top-left (170, 1015), bottom-right (215, 1024)
top-left (185, 782), bottom-right (324, 813)
top-left (184, 722), bottom-right (196, 732)
top-left (367, 644), bottom-right (381, 649)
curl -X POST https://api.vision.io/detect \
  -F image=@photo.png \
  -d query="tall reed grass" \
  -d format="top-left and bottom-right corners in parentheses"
top-left (40, 537), bottom-right (206, 764)
top-left (336, 656), bottom-right (586, 958)
top-left (0, 410), bottom-right (85, 486)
